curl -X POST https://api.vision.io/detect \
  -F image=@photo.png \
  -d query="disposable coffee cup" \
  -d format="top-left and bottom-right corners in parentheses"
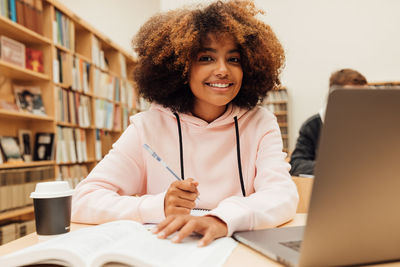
top-left (30, 181), bottom-right (74, 238)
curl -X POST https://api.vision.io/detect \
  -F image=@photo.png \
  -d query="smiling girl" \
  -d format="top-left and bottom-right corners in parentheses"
top-left (72, 0), bottom-right (299, 247)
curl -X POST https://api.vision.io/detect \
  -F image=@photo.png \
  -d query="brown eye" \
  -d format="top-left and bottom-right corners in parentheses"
top-left (199, 56), bottom-right (213, 62)
top-left (229, 57), bottom-right (240, 63)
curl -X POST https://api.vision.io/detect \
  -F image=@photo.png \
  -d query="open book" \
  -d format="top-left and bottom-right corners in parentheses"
top-left (1, 220), bottom-right (237, 267)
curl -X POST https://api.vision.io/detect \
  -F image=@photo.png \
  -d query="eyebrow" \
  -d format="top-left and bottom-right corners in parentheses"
top-left (200, 47), bottom-right (240, 54)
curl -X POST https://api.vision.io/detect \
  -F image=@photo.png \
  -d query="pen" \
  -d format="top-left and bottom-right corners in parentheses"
top-left (143, 143), bottom-right (181, 181)
top-left (143, 143), bottom-right (200, 200)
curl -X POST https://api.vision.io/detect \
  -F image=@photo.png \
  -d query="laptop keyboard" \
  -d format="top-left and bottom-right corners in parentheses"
top-left (280, 240), bottom-right (302, 252)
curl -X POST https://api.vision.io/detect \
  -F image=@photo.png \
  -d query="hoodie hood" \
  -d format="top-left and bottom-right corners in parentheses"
top-left (150, 103), bottom-right (249, 128)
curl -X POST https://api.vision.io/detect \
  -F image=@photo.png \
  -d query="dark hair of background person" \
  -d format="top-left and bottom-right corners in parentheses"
top-left (132, 0), bottom-right (285, 113)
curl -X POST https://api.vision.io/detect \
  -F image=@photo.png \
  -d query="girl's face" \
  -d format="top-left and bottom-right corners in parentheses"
top-left (189, 33), bottom-right (243, 122)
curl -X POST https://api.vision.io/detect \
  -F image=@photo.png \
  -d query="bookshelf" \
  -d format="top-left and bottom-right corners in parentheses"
top-left (368, 81), bottom-right (400, 89)
top-left (0, 0), bottom-right (138, 230)
top-left (262, 87), bottom-right (289, 153)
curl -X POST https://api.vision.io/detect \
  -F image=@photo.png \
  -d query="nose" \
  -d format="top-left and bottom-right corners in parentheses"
top-left (214, 59), bottom-right (228, 78)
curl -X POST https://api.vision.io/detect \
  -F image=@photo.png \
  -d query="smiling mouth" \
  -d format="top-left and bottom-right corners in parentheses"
top-left (205, 83), bottom-right (233, 89)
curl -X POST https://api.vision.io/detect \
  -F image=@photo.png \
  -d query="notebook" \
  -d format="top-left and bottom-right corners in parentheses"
top-left (233, 88), bottom-right (400, 267)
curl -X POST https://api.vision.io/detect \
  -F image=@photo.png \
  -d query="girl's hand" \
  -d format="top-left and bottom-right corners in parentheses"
top-left (164, 178), bottom-right (199, 216)
top-left (153, 214), bottom-right (228, 247)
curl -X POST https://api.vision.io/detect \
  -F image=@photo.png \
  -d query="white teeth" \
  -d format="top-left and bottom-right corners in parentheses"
top-left (208, 83), bottom-right (230, 88)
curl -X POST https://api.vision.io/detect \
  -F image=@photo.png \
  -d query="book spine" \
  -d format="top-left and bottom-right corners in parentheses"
top-left (8, 0), bottom-right (16, 22)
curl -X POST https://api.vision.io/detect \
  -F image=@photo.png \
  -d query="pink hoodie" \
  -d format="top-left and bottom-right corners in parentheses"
top-left (72, 104), bottom-right (298, 236)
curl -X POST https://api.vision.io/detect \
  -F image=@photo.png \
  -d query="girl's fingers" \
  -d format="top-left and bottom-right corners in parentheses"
top-left (175, 197), bottom-right (196, 209)
top-left (176, 178), bottom-right (198, 192)
top-left (154, 215), bottom-right (227, 246)
top-left (178, 191), bottom-right (198, 201)
top-left (152, 215), bottom-right (175, 234)
top-left (171, 219), bottom-right (198, 243)
top-left (156, 216), bottom-right (187, 239)
top-left (198, 231), bottom-right (215, 247)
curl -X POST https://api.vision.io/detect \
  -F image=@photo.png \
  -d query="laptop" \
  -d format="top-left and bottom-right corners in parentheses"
top-left (233, 88), bottom-right (400, 267)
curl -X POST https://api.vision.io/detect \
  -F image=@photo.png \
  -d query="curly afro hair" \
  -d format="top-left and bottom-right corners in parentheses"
top-left (132, 0), bottom-right (285, 113)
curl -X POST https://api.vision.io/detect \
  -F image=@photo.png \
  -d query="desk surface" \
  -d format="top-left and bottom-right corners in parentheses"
top-left (0, 214), bottom-right (399, 267)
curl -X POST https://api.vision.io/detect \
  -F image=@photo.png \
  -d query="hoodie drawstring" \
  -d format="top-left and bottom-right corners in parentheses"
top-left (173, 113), bottom-right (246, 197)
top-left (234, 116), bottom-right (246, 197)
top-left (173, 113), bottom-right (185, 180)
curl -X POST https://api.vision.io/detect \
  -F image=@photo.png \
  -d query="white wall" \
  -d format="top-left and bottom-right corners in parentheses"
top-left (58, 0), bottom-right (400, 151)
top-left (57, 0), bottom-right (160, 54)
top-left (160, 0), bottom-right (400, 151)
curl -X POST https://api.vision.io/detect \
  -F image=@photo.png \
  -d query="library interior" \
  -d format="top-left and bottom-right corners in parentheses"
top-left (0, 0), bottom-right (399, 266)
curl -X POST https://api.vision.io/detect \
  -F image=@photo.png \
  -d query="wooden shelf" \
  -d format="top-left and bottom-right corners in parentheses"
top-left (75, 53), bottom-right (92, 64)
top-left (0, 109), bottom-right (54, 121)
top-left (0, 161), bottom-right (55, 170)
top-left (274, 111), bottom-right (288, 116)
top-left (266, 100), bottom-right (287, 104)
top-left (0, 16), bottom-right (51, 45)
top-left (108, 70), bottom-right (120, 78)
top-left (95, 127), bottom-right (121, 133)
top-left (57, 159), bottom-right (96, 165)
top-left (93, 95), bottom-right (115, 103)
top-left (55, 85), bottom-right (94, 97)
top-left (56, 121), bottom-right (94, 129)
top-left (0, 206), bottom-right (34, 222)
top-left (55, 43), bottom-right (72, 53)
top-left (54, 82), bottom-right (68, 88)
top-left (369, 81), bottom-right (400, 85)
top-left (0, 0), bottom-right (138, 224)
top-left (0, 61), bottom-right (51, 81)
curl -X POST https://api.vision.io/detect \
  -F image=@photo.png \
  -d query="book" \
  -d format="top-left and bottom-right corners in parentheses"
top-left (25, 47), bottom-right (44, 73)
top-left (33, 0), bottom-right (43, 34)
top-left (0, 99), bottom-right (19, 111)
top-left (0, 35), bottom-right (25, 68)
top-left (0, 136), bottom-right (23, 162)
top-left (56, 126), bottom-right (67, 163)
top-left (0, 220), bottom-right (237, 267)
top-left (13, 84), bottom-right (46, 115)
top-left (15, 0), bottom-right (24, 26)
top-left (0, 0), bottom-right (9, 18)
top-left (95, 129), bottom-right (101, 160)
top-left (113, 105), bottom-right (121, 131)
top-left (0, 148), bottom-right (3, 164)
top-left (18, 129), bottom-right (32, 162)
top-left (33, 132), bottom-right (54, 161)
top-left (8, 0), bottom-right (16, 22)
top-left (100, 130), bottom-right (112, 157)
top-left (0, 165), bottom-right (54, 212)
top-left (22, 0), bottom-right (34, 32)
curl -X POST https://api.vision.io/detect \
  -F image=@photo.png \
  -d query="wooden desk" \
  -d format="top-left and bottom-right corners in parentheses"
top-left (0, 214), bottom-right (306, 267)
top-left (1, 213), bottom-right (400, 267)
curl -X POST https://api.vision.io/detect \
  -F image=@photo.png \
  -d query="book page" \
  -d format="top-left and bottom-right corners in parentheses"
top-left (1, 221), bottom-right (145, 267)
top-left (92, 221), bottom-right (237, 267)
top-left (1, 220), bottom-right (237, 267)
top-left (0, 242), bottom-right (85, 267)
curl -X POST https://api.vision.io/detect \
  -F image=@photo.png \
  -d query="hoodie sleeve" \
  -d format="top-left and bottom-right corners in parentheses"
top-left (208, 119), bottom-right (299, 236)
top-left (71, 121), bottom-right (166, 225)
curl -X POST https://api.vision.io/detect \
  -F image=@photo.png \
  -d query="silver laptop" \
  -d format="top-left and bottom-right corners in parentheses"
top-left (233, 88), bottom-right (400, 267)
